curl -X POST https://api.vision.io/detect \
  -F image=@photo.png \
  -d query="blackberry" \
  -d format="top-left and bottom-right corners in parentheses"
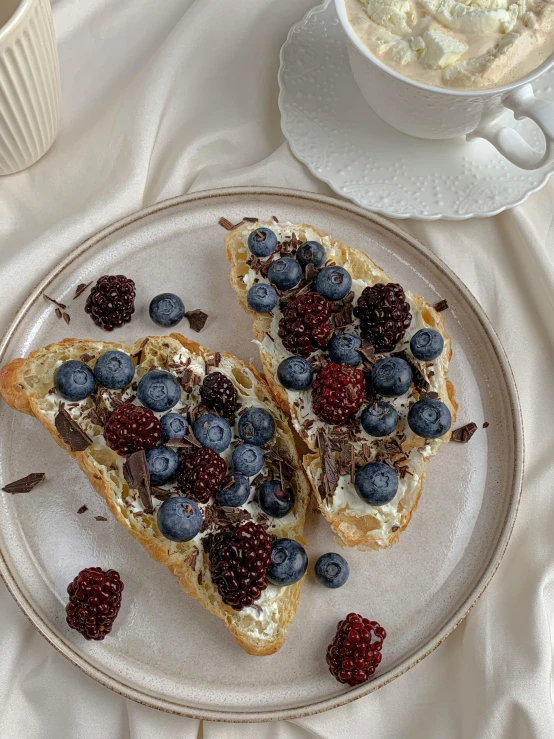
top-left (177, 447), bottom-right (227, 503)
top-left (312, 362), bottom-right (365, 425)
top-left (208, 522), bottom-right (273, 610)
top-left (200, 372), bottom-right (238, 419)
top-left (66, 567), bottom-right (123, 640)
top-left (278, 292), bottom-right (333, 357)
top-left (85, 275), bottom-right (136, 331)
top-left (354, 283), bottom-right (412, 353)
top-left (326, 613), bottom-right (387, 686)
top-left (104, 403), bottom-right (161, 455)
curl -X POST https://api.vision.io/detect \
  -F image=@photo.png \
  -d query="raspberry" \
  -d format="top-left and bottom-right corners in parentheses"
top-left (177, 447), bottom-right (227, 503)
top-left (326, 613), bottom-right (386, 686)
top-left (85, 275), bottom-right (136, 331)
top-left (278, 292), bottom-right (333, 357)
top-left (312, 362), bottom-right (365, 425)
top-left (66, 567), bottom-right (123, 640)
top-left (208, 522), bottom-right (273, 610)
top-left (354, 283), bottom-right (412, 353)
top-left (104, 403), bottom-right (161, 455)
top-left (200, 372), bottom-right (239, 419)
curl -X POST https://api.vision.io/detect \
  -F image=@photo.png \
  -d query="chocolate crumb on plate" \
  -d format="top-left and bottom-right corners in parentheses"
top-left (433, 299), bottom-right (449, 312)
top-left (2, 473), bottom-right (45, 494)
top-left (73, 282), bottom-right (93, 300)
top-left (451, 422), bottom-right (478, 443)
top-left (95, 516), bottom-right (108, 522)
top-left (43, 294), bottom-right (66, 310)
top-left (185, 310), bottom-right (208, 333)
top-left (243, 217), bottom-right (259, 223)
top-left (63, 312), bottom-right (70, 325)
top-left (218, 217), bottom-right (234, 230)
top-left (483, 421), bottom-right (490, 429)
top-left (55, 307), bottom-right (62, 320)
top-left (77, 505), bottom-right (88, 514)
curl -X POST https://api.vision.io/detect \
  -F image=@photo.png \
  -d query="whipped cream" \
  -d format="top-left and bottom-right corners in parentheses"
top-left (346, 0), bottom-right (554, 89)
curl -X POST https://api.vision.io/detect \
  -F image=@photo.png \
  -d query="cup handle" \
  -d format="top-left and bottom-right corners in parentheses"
top-left (466, 84), bottom-right (554, 170)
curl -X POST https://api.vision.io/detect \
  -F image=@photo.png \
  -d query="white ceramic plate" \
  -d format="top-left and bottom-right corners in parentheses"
top-left (0, 188), bottom-right (522, 721)
top-left (278, 1), bottom-right (554, 220)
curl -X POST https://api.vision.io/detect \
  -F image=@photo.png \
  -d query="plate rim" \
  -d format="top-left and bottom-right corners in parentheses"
top-left (277, 0), bottom-right (554, 221)
top-left (0, 186), bottom-right (524, 722)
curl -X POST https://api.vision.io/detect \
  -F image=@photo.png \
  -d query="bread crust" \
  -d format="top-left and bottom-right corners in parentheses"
top-left (0, 334), bottom-right (311, 655)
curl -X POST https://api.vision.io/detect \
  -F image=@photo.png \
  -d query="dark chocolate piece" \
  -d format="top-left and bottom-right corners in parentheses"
top-left (450, 422), bottom-right (478, 443)
top-left (55, 407), bottom-right (92, 451)
top-left (123, 450), bottom-right (154, 514)
top-left (185, 310), bottom-right (208, 333)
top-left (2, 472), bottom-right (45, 493)
top-left (433, 299), bottom-right (449, 312)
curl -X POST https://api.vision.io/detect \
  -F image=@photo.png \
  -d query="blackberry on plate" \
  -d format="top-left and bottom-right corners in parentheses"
top-left (215, 475), bottom-right (250, 507)
top-left (268, 258), bottom-right (302, 291)
top-left (248, 228), bottom-right (278, 257)
top-left (247, 283), bottom-right (278, 313)
top-left (157, 497), bottom-right (202, 541)
top-left (278, 292), bottom-right (333, 357)
top-left (410, 328), bottom-right (444, 361)
top-left (267, 539), bottom-right (308, 586)
top-left (145, 445), bottom-right (180, 485)
top-left (296, 240), bottom-right (325, 268)
top-left (258, 480), bottom-right (295, 518)
top-left (208, 522), bottom-right (273, 609)
top-left (54, 360), bottom-right (96, 401)
top-left (149, 293), bottom-right (185, 327)
top-left (66, 567), bottom-right (123, 640)
top-left (326, 613), bottom-right (386, 686)
top-left (361, 401), bottom-right (399, 438)
top-left (277, 356), bottom-right (314, 391)
top-left (355, 462), bottom-right (398, 506)
top-left (177, 446), bottom-right (227, 503)
top-left (200, 371), bottom-right (238, 419)
top-left (104, 403), bottom-right (161, 455)
top-left (94, 351), bottom-right (135, 390)
top-left (316, 266), bottom-right (352, 301)
top-left (312, 362), bottom-right (365, 425)
top-left (354, 283), bottom-right (412, 352)
top-left (193, 413), bottom-right (232, 453)
top-left (315, 553), bottom-right (350, 589)
top-left (84, 275), bottom-right (136, 331)
top-left (408, 398), bottom-right (451, 438)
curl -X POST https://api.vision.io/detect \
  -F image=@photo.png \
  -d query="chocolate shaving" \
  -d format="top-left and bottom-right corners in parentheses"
top-left (218, 217), bottom-right (234, 230)
top-left (391, 525), bottom-right (400, 532)
top-left (80, 353), bottom-right (95, 364)
top-left (43, 294), bottom-right (66, 310)
top-left (307, 354), bottom-right (327, 372)
top-left (433, 299), bottom-right (449, 312)
top-left (483, 421), bottom-right (489, 429)
top-left (55, 307), bottom-right (62, 320)
top-left (184, 549), bottom-right (198, 569)
top-left (123, 451), bottom-right (153, 513)
top-left (265, 448), bottom-right (295, 480)
top-left (246, 255), bottom-right (264, 274)
top-left (359, 341), bottom-right (376, 367)
top-left (332, 304), bottom-right (353, 329)
top-left (260, 254), bottom-right (276, 278)
top-left (198, 572), bottom-right (203, 585)
top-left (201, 504), bottom-right (252, 533)
top-left (450, 422), bottom-right (478, 443)
top-left (185, 310), bottom-right (208, 333)
top-left (243, 217), bottom-right (259, 223)
top-left (2, 473), bottom-right (45, 494)
top-left (77, 505), bottom-right (88, 514)
top-left (419, 390), bottom-right (439, 400)
top-left (73, 282), bottom-right (92, 299)
top-left (62, 312), bottom-right (71, 325)
top-left (95, 516), bottom-right (107, 521)
top-left (188, 404), bottom-right (206, 425)
top-left (338, 443), bottom-right (352, 477)
top-left (391, 350), bottom-right (430, 392)
top-left (132, 338), bottom-right (149, 365)
top-left (151, 487), bottom-right (176, 501)
top-left (317, 429), bottom-right (339, 500)
top-left (305, 263), bottom-right (319, 283)
top-left (55, 406), bottom-right (92, 451)
top-left (272, 215), bottom-right (279, 222)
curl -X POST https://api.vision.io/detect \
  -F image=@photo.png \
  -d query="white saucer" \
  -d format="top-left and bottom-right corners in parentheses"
top-left (278, 0), bottom-right (554, 220)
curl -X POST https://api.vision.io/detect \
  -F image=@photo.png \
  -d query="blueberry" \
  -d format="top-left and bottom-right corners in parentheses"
top-left (371, 357), bottom-right (412, 396)
top-left (277, 356), bottom-right (314, 391)
top-left (232, 444), bottom-right (264, 477)
top-left (267, 539), bottom-right (308, 586)
top-left (54, 360), bottom-right (96, 401)
top-left (316, 266), bottom-right (352, 301)
top-left (410, 328), bottom-right (444, 361)
top-left (328, 333), bottom-right (362, 366)
top-left (94, 351), bottom-right (135, 390)
top-left (268, 258), bottom-right (302, 291)
top-left (314, 552), bottom-right (350, 589)
top-left (193, 413), bottom-right (232, 453)
top-left (137, 370), bottom-right (181, 412)
top-left (145, 446), bottom-right (180, 485)
top-left (247, 283), bottom-right (278, 313)
top-left (361, 401), bottom-right (399, 437)
top-left (296, 241), bottom-right (325, 268)
top-left (258, 480), bottom-right (295, 518)
top-left (215, 475), bottom-right (250, 507)
top-left (355, 462), bottom-right (399, 506)
top-left (149, 293), bottom-right (185, 327)
top-left (248, 228), bottom-right (278, 257)
top-left (408, 398), bottom-right (451, 438)
top-left (157, 497), bottom-right (202, 542)
top-left (238, 407), bottom-right (275, 446)
top-left (160, 413), bottom-right (189, 442)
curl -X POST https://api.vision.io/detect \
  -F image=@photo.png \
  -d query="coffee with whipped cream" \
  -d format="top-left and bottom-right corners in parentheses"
top-left (346, 0), bottom-right (554, 89)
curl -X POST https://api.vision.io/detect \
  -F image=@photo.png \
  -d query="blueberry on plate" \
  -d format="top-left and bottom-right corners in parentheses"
top-left (149, 293), bottom-right (185, 327)
top-left (258, 480), bottom-right (295, 518)
top-left (238, 407), bottom-right (275, 446)
top-left (315, 266), bottom-right (352, 301)
top-left (277, 356), bottom-right (314, 391)
top-left (247, 283), bottom-right (278, 313)
top-left (137, 370), bottom-right (181, 412)
top-left (157, 497), bottom-right (202, 542)
top-left (410, 328), bottom-right (444, 361)
top-left (232, 443), bottom-right (264, 477)
top-left (94, 351), bottom-right (135, 390)
top-left (328, 333), bottom-right (362, 366)
top-left (408, 398), bottom-right (451, 438)
top-left (267, 539), bottom-right (308, 586)
top-left (193, 413), bottom-right (232, 453)
top-left (248, 228), bottom-right (278, 257)
top-left (296, 240), bottom-right (325, 268)
top-left (355, 462), bottom-right (398, 506)
top-left (145, 445), bottom-right (179, 486)
top-left (54, 360), bottom-right (96, 401)
top-left (215, 475), bottom-right (250, 507)
top-left (268, 257), bottom-right (302, 291)
top-left (160, 412), bottom-right (189, 442)
top-left (314, 552), bottom-right (350, 589)
top-left (371, 357), bottom-right (412, 397)
top-left (361, 401), bottom-right (399, 438)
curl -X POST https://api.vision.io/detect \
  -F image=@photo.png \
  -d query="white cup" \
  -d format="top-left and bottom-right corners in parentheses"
top-left (335, 0), bottom-right (554, 170)
top-left (0, 0), bottom-right (60, 175)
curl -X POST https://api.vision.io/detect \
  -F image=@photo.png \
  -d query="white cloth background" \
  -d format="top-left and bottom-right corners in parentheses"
top-left (1, 0), bottom-right (553, 736)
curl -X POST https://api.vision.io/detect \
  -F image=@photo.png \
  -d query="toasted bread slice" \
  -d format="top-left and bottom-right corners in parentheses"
top-left (226, 221), bottom-right (457, 550)
top-left (0, 333), bottom-right (311, 654)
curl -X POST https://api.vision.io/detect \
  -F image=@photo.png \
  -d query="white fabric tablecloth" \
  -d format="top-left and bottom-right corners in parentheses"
top-left (1, 1), bottom-right (553, 737)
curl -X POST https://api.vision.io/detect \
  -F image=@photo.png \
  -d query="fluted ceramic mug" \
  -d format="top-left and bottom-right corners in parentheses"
top-left (335, 0), bottom-right (554, 170)
top-left (0, 0), bottom-right (60, 175)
